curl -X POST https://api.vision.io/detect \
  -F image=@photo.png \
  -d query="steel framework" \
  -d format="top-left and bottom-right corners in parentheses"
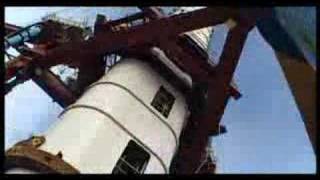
top-left (7, 7), bottom-right (314, 174)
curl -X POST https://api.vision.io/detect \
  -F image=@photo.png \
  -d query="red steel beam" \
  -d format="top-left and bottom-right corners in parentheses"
top-left (5, 22), bottom-right (94, 107)
top-left (107, 12), bottom-right (146, 27)
top-left (275, 52), bottom-right (316, 154)
top-left (116, 7), bottom-right (242, 99)
top-left (5, 56), bottom-right (31, 81)
top-left (5, 43), bottom-right (51, 82)
top-left (5, 46), bottom-right (77, 108)
top-left (39, 7), bottom-right (268, 97)
top-left (142, 5), bottom-right (242, 99)
top-left (158, 39), bottom-right (241, 99)
top-left (76, 54), bottom-right (106, 94)
top-left (114, 7), bottom-right (251, 99)
top-left (37, 7), bottom-right (241, 67)
top-left (175, 24), bottom-right (254, 174)
top-left (4, 7), bottom-right (269, 173)
top-left (5, 6), bottom-right (268, 125)
top-left (5, 8), bottom-right (268, 104)
top-left (157, 39), bottom-right (210, 79)
top-left (73, 15), bottom-right (109, 95)
top-left (138, 7), bottom-right (264, 173)
top-left (5, 23), bottom-right (21, 35)
top-left (139, 7), bottom-right (165, 19)
top-left (32, 68), bottom-right (77, 108)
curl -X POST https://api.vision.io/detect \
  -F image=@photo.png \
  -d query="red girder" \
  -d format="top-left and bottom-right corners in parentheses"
top-left (137, 7), bottom-right (268, 173)
top-left (5, 56), bottom-right (32, 81)
top-left (36, 7), bottom-right (241, 68)
top-left (32, 68), bottom-right (77, 108)
top-left (5, 42), bottom-right (76, 107)
top-left (176, 23), bottom-right (254, 174)
top-left (139, 7), bottom-right (165, 19)
top-left (5, 7), bottom-right (316, 174)
top-left (37, 7), bottom-right (266, 97)
top-left (5, 7), bottom-right (271, 174)
top-left (5, 51), bottom-right (77, 108)
top-left (5, 23), bottom-right (21, 35)
top-left (107, 12), bottom-right (146, 27)
top-left (6, 8), bottom-right (268, 72)
top-left (157, 39), bottom-right (210, 79)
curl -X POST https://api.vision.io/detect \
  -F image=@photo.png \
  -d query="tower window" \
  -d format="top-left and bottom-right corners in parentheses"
top-left (112, 140), bottom-right (150, 174)
top-left (151, 86), bottom-right (175, 118)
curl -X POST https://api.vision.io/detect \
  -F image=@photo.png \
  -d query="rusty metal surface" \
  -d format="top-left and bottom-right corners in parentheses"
top-left (113, 7), bottom-right (241, 100)
top-left (5, 56), bottom-right (32, 81)
top-left (32, 68), bottom-right (77, 108)
top-left (172, 24), bottom-right (255, 174)
top-left (35, 8), bottom-right (239, 68)
top-left (6, 8), bottom-right (269, 74)
top-left (5, 23), bottom-right (79, 107)
top-left (107, 11), bottom-right (146, 27)
top-left (5, 47), bottom-right (77, 107)
top-left (276, 52), bottom-right (316, 154)
top-left (15, 136), bottom-right (46, 148)
top-left (73, 15), bottom-right (109, 95)
top-left (5, 23), bottom-right (21, 35)
top-left (130, 7), bottom-right (242, 99)
top-left (137, 7), bottom-right (259, 174)
top-left (5, 136), bottom-right (79, 174)
top-left (5, 7), bottom-right (272, 174)
top-left (6, 7), bottom-right (314, 174)
top-left (76, 55), bottom-right (106, 95)
top-left (196, 153), bottom-right (216, 174)
top-left (139, 7), bottom-right (165, 19)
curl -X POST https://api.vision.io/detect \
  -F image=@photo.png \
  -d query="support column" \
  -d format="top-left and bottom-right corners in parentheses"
top-left (275, 52), bottom-right (316, 154)
top-left (174, 24), bottom-right (253, 174)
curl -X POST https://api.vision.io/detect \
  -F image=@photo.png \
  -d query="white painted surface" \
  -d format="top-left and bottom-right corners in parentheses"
top-left (6, 167), bottom-right (38, 174)
top-left (186, 27), bottom-right (213, 51)
top-left (150, 47), bottom-right (193, 88)
top-left (5, 7), bottom-right (316, 174)
top-left (35, 58), bottom-right (189, 173)
top-left (173, 7), bottom-right (213, 52)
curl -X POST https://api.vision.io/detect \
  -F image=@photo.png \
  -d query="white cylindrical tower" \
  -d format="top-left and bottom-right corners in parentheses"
top-left (5, 58), bottom-right (190, 174)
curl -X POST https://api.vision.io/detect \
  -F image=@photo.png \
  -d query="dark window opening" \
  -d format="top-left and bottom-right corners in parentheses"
top-left (151, 86), bottom-right (175, 118)
top-left (112, 140), bottom-right (150, 174)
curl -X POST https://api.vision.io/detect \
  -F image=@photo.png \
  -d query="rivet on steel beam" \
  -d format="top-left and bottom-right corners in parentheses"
top-left (225, 19), bottom-right (237, 30)
top-left (35, 67), bottom-right (43, 76)
top-left (31, 136), bottom-right (45, 147)
top-left (56, 151), bottom-right (63, 159)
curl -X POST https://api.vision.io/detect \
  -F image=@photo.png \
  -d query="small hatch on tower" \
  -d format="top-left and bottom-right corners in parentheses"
top-left (151, 86), bottom-right (175, 118)
top-left (112, 140), bottom-right (150, 174)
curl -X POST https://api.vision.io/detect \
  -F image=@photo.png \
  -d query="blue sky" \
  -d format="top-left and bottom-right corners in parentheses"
top-left (211, 27), bottom-right (315, 173)
top-left (4, 7), bottom-right (316, 173)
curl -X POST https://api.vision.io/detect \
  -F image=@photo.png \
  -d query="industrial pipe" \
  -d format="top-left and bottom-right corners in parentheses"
top-left (4, 23), bottom-right (42, 50)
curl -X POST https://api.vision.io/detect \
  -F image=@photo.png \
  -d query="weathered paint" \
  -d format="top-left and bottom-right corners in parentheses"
top-left (33, 58), bottom-right (189, 173)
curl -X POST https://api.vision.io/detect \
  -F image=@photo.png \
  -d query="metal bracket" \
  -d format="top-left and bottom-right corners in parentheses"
top-left (5, 136), bottom-right (79, 174)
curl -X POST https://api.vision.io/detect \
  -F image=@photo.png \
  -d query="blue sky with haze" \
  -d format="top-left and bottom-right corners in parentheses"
top-left (4, 7), bottom-right (316, 173)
